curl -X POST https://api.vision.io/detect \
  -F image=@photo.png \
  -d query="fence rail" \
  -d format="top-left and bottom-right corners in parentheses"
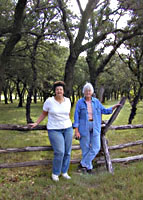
top-left (0, 97), bottom-right (143, 171)
top-left (0, 124), bottom-right (143, 131)
top-left (1, 140), bottom-right (143, 154)
top-left (0, 124), bottom-right (143, 169)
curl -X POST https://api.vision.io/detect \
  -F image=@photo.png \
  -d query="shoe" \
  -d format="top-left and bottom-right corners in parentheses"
top-left (78, 163), bottom-right (86, 169)
top-left (87, 169), bottom-right (94, 174)
top-left (62, 173), bottom-right (71, 179)
top-left (77, 164), bottom-right (87, 173)
top-left (51, 173), bottom-right (59, 182)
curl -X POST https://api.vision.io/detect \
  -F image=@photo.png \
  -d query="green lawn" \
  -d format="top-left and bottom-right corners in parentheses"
top-left (0, 99), bottom-right (143, 200)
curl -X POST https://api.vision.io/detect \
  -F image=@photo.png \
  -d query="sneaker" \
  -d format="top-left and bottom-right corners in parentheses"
top-left (62, 173), bottom-right (71, 180)
top-left (51, 174), bottom-right (59, 182)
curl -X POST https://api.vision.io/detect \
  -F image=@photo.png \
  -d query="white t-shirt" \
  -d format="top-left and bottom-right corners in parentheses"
top-left (43, 96), bottom-right (72, 129)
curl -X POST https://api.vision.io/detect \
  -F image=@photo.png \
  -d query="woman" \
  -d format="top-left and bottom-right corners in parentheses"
top-left (30, 81), bottom-right (73, 181)
top-left (73, 82), bottom-right (120, 173)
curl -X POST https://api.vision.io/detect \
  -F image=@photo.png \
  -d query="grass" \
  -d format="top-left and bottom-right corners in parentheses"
top-left (0, 99), bottom-right (143, 200)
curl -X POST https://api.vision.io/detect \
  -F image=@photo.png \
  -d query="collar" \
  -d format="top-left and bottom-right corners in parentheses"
top-left (83, 97), bottom-right (94, 102)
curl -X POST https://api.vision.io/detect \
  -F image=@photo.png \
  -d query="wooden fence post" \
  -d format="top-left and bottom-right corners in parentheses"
top-left (101, 134), bottom-right (114, 173)
top-left (101, 97), bottom-right (126, 174)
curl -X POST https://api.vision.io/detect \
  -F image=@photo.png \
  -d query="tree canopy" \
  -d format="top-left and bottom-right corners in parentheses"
top-left (0, 0), bottom-right (143, 123)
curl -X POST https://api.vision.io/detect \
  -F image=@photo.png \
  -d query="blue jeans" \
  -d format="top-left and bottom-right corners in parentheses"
top-left (48, 127), bottom-right (73, 175)
top-left (80, 121), bottom-right (101, 170)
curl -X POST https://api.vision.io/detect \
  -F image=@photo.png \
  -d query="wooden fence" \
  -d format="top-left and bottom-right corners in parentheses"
top-left (0, 97), bottom-right (143, 173)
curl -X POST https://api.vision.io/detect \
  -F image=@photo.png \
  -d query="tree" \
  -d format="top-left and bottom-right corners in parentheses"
top-left (57, 0), bottom-right (143, 97)
top-left (118, 36), bottom-right (143, 124)
top-left (57, 0), bottom-right (100, 97)
top-left (96, 54), bottom-right (133, 102)
top-left (0, 0), bottom-right (27, 93)
top-left (86, 0), bottom-right (143, 91)
top-left (73, 56), bottom-right (89, 103)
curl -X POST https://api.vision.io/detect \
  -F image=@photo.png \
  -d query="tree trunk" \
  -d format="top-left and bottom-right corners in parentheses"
top-left (34, 89), bottom-right (37, 103)
top-left (26, 88), bottom-right (33, 123)
top-left (128, 85), bottom-right (142, 124)
top-left (71, 90), bottom-right (75, 106)
top-left (16, 81), bottom-right (26, 107)
top-left (18, 94), bottom-right (23, 107)
top-left (3, 82), bottom-right (9, 104)
top-left (98, 85), bottom-right (105, 103)
top-left (64, 54), bottom-right (78, 97)
top-left (86, 47), bottom-right (97, 90)
top-left (3, 89), bottom-right (8, 104)
top-left (9, 91), bottom-right (13, 103)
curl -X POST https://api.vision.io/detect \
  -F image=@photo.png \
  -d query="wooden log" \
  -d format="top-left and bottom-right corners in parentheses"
top-left (0, 146), bottom-right (53, 153)
top-left (101, 134), bottom-right (114, 174)
top-left (0, 123), bottom-right (143, 131)
top-left (0, 145), bottom-right (80, 154)
top-left (0, 159), bottom-right (80, 169)
top-left (0, 160), bottom-right (52, 168)
top-left (101, 97), bottom-right (126, 173)
top-left (109, 140), bottom-right (143, 150)
top-left (109, 124), bottom-right (143, 130)
top-left (102, 97), bottom-right (126, 134)
top-left (1, 154), bottom-right (143, 169)
top-left (1, 140), bottom-right (143, 154)
top-left (97, 154), bottom-right (143, 164)
top-left (0, 124), bottom-right (46, 131)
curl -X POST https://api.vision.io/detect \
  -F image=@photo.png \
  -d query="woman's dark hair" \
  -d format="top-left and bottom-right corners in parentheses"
top-left (53, 81), bottom-right (66, 92)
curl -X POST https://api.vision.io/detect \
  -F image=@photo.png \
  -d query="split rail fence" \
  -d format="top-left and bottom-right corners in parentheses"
top-left (0, 97), bottom-right (143, 173)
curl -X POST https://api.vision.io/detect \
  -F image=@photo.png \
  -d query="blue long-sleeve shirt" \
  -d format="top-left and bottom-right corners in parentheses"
top-left (73, 97), bottom-right (113, 136)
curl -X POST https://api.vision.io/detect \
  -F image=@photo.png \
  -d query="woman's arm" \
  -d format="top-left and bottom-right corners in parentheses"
top-left (73, 101), bottom-right (81, 139)
top-left (100, 101), bottom-right (121, 114)
top-left (73, 101), bottom-right (80, 128)
top-left (29, 111), bottom-right (48, 128)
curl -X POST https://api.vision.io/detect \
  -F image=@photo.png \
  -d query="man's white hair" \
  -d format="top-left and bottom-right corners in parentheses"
top-left (83, 82), bottom-right (94, 94)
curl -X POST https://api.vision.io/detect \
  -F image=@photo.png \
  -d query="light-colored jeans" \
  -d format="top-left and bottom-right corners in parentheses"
top-left (48, 127), bottom-right (73, 175)
top-left (80, 121), bottom-right (101, 170)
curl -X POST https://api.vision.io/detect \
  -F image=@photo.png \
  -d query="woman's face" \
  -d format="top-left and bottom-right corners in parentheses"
top-left (84, 89), bottom-right (92, 99)
top-left (55, 86), bottom-right (64, 97)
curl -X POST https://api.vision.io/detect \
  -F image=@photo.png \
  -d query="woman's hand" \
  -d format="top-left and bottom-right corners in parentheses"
top-left (28, 111), bottom-right (48, 129)
top-left (112, 104), bottom-right (122, 111)
top-left (28, 122), bottom-right (38, 129)
top-left (75, 129), bottom-right (81, 140)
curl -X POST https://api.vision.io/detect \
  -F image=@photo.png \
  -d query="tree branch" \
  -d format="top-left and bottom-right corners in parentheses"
top-left (76, 0), bottom-right (83, 14)
top-left (57, 0), bottom-right (74, 48)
